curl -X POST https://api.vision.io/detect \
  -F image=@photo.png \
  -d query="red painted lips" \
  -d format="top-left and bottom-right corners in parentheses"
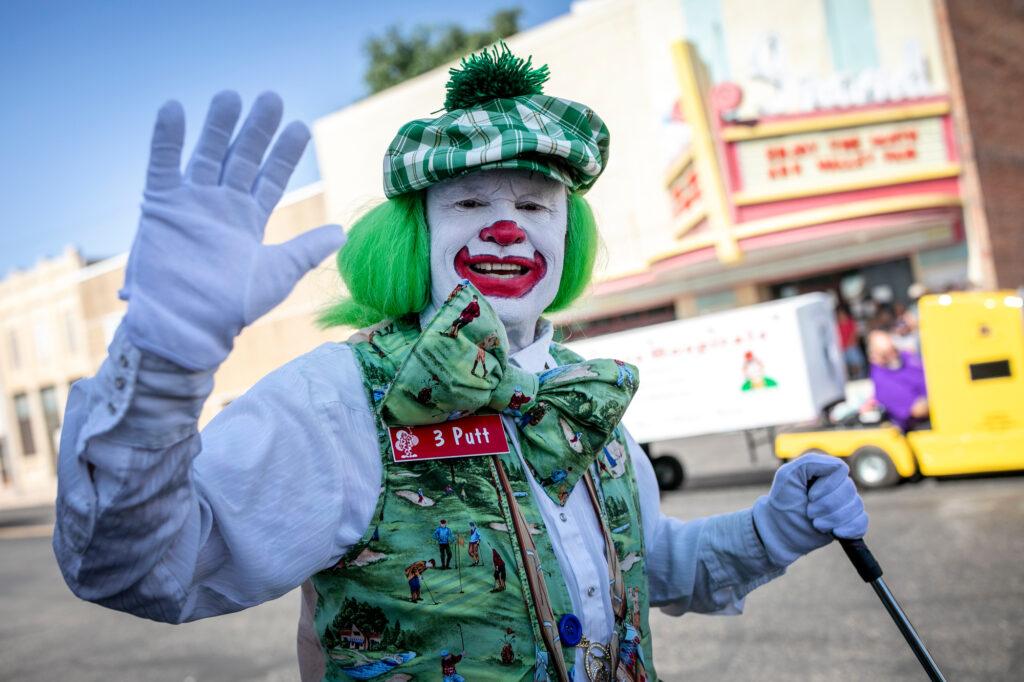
top-left (454, 247), bottom-right (548, 298)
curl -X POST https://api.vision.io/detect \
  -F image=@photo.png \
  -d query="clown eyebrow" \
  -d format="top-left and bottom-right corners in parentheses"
top-left (451, 197), bottom-right (490, 208)
top-left (514, 192), bottom-right (551, 203)
top-left (437, 182), bottom-right (500, 202)
top-left (514, 190), bottom-right (561, 208)
top-left (515, 197), bottom-right (554, 212)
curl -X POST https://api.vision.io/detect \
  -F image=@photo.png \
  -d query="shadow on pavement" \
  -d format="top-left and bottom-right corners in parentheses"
top-left (682, 468), bottom-right (776, 492)
top-left (0, 504), bottom-right (55, 528)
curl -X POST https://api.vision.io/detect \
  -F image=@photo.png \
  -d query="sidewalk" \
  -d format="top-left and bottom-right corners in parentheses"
top-left (0, 483), bottom-right (56, 513)
top-left (649, 430), bottom-right (780, 478)
top-left (0, 497), bottom-right (55, 541)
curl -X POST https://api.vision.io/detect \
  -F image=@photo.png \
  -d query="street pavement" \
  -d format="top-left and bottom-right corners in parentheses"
top-left (2, 474), bottom-right (1022, 681)
top-left (649, 474), bottom-right (1024, 681)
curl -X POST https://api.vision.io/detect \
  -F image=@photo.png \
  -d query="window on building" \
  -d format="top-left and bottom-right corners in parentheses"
top-left (823, 0), bottom-right (880, 73)
top-left (40, 386), bottom-right (62, 463)
top-left (915, 242), bottom-right (969, 291)
top-left (696, 290), bottom-right (738, 315)
top-left (64, 310), bottom-right (78, 354)
top-left (7, 329), bottom-right (20, 369)
top-left (34, 319), bottom-right (53, 365)
top-left (14, 393), bottom-right (36, 456)
top-left (681, 0), bottom-right (731, 82)
top-left (0, 437), bottom-right (11, 485)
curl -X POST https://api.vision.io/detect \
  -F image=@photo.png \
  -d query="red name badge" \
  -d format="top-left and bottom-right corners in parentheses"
top-left (388, 414), bottom-right (510, 463)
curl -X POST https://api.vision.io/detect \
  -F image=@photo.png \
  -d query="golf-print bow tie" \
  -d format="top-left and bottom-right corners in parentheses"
top-left (380, 281), bottom-right (639, 505)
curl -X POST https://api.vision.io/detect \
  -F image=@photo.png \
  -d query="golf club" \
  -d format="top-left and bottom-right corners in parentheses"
top-left (838, 537), bottom-right (946, 682)
top-left (456, 533), bottom-right (464, 593)
top-left (420, 570), bottom-right (440, 606)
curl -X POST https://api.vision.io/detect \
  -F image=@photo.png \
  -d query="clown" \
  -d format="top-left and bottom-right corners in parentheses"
top-left (741, 351), bottom-right (778, 391)
top-left (54, 45), bottom-right (867, 681)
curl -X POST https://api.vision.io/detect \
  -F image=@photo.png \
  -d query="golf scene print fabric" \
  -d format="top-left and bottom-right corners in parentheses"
top-left (309, 283), bottom-right (656, 680)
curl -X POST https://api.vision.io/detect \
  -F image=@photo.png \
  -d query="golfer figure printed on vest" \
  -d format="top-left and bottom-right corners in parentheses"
top-left (55, 41), bottom-right (870, 682)
top-left (442, 295), bottom-right (481, 338)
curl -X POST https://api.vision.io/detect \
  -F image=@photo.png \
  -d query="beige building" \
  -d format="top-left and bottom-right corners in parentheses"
top-left (0, 187), bottom-right (338, 508)
top-left (0, 247), bottom-right (118, 506)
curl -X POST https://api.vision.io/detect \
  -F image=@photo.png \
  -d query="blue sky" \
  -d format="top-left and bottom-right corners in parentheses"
top-left (0, 0), bottom-right (572, 275)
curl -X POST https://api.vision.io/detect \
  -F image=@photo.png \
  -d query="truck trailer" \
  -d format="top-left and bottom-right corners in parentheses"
top-left (567, 293), bottom-right (846, 489)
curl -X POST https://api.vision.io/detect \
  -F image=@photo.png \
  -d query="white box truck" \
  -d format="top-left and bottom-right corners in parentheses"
top-left (567, 293), bottom-right (846, 488)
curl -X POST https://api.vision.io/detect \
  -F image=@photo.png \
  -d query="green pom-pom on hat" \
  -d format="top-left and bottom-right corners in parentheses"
top-left (443, 42), bottom-right (550, 111)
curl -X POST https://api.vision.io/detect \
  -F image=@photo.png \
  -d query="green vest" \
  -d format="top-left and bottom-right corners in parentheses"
top-left (310, 317), bottom-right (658, 681)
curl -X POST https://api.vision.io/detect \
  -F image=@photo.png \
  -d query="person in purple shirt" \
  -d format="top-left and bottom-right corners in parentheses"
top-left (867, 330), bottom-right (930, 431)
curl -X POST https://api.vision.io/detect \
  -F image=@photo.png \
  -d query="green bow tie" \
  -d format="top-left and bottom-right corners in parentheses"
top-left (379, 281), bottom-right (639, 505)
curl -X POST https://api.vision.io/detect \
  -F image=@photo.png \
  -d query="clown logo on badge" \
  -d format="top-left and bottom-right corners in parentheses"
top-left (394, 430), bottom-right (419, 459)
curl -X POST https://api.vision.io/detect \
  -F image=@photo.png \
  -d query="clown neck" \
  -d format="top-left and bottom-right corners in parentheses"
top-left (425, 169), bottom-right (568, 353)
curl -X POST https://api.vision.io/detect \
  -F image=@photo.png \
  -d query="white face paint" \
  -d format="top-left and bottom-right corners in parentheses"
top-left (425, 169), bottom-right (568, 350)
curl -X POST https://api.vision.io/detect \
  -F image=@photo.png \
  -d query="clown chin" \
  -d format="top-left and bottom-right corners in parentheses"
top-left (433, 256), bottom-right (561, 352)
top-left (483, 290), bottom-right (553, 350)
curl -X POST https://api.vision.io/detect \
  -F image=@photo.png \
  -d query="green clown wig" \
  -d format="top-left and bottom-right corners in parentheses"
top-left (319, 190), bottom-right (599, 329)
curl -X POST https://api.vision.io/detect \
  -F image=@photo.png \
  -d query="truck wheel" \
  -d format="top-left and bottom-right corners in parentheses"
top-left (652, 455), bottom-right (685, 491)
top-left (849, 447), bottom-right (900, 489)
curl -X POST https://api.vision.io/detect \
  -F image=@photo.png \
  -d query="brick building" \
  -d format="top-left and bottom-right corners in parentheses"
top-left (939, 0), bottom-right (1024, 289)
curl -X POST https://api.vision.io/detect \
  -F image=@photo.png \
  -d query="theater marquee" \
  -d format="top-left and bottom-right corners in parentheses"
top-left (732, 116), bottom-right (956, 204)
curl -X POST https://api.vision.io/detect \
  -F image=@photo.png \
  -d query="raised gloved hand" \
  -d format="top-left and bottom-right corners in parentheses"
top-left (119, 91), bottom-right (345, 371)
top-left (752, 454), bottom-right (868, 567)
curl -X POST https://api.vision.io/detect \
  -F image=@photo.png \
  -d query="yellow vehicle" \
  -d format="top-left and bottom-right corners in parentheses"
top-left (775, 291), bottom-right (1024, 488)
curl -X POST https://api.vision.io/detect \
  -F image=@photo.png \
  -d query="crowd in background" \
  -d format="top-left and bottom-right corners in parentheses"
top-left (835, 280), bottom-right (971, 380)
top-left (833, 280), bottom-right (973, 431)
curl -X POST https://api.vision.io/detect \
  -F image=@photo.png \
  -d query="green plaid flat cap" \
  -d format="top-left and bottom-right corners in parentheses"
top-left (383, 45), bottom-right (610, 198)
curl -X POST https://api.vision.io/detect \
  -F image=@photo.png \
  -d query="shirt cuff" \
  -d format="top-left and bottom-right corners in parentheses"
top-left (77, 322), bottom-right (215, 456)
top-left (700, 508), bottom-right (786, 598)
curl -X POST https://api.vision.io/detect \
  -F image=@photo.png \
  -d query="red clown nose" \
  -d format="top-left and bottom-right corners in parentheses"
top-left (479, 220), bottom-right (526, 246)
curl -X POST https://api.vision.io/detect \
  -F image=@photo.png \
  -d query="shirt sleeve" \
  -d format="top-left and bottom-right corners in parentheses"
top-left (52, 322), bottom-right (382, 624)
top-left (627, 430), bottom-right (785, 616)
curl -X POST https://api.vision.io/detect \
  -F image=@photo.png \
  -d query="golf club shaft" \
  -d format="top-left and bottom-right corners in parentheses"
top-left (870, 576), bottom-right (946, 682)
top-left (457, 535), bottom-right (463, 591)
top-left (421, 571), bottom-right (438, 604)
top-left (839, 538), bottom-right (946, 682)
